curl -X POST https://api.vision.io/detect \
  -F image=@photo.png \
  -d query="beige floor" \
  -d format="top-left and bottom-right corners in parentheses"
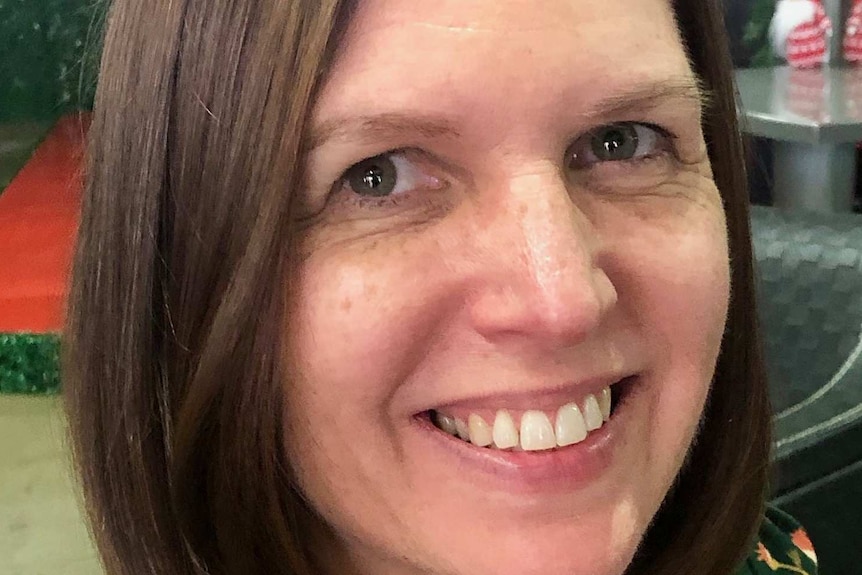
top-left (0, 395), bottom-right (102, 575)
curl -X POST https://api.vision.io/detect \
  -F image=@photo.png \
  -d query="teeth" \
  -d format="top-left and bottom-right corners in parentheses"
top-left (520, 411), bottom-right (556, 451)
top-left (582, 394), bottom-right (603, 431)
top-left (555, 402), bottom-right (588, 447)
top-left (468, 414), bottom-right (494, 447)
top-left (598, 386), bottom-right (612, 421)
top-left (454, 418), bottom-right (470, 441)
top-left (432, 385), bottom-right (616, 451)
top-left (433, 412), bottom-right (459, 436)
top-left (492, 410), bottom-right (519, 449)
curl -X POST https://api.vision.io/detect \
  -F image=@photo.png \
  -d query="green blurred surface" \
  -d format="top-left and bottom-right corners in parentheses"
top-left (0, 0), bottom-right (104, 123)
top-left (0, 333), bottom-right (61, 395)
top-left (746, 0), bottom-right (778, 68)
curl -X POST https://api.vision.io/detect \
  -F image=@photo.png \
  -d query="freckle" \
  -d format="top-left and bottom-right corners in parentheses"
top-left (341, 297), bottom-right (352, 311)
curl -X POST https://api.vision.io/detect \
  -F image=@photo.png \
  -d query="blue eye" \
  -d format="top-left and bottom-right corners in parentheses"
top-left (568, 123), bottom-right (673, 170)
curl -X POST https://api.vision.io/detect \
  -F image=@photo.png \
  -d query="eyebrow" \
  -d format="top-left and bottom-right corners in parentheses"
top-left (585, 76), bottom-right (711, 120)
top-left (306, 77), bottom-right (711, 151)
top-left (308, 114), bottom-right (462, 151)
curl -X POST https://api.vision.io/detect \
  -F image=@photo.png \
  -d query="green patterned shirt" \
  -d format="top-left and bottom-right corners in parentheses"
top-left (736, 507), bottom-right (819, 575)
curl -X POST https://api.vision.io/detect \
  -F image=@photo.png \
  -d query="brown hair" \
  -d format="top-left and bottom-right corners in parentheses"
top-left (63, 1), bottom-right (769, 574)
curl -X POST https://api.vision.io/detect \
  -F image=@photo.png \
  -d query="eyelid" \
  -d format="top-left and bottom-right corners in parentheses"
top-left (587, 121), bottom-right (676, 146)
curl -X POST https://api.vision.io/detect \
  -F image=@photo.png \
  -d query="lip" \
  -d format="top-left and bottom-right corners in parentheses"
top-left (415, 372), bottom-right (636, 415)
top-left (412, 376), bottom-right (637, 494)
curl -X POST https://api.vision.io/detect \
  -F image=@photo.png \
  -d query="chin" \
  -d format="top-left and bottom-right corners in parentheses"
top-left (411, 512), bottom-right (645, 575)
top-left (389, 473), bottom-right (656, 575)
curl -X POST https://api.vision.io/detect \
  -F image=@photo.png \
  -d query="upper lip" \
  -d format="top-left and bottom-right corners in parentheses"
top-left (414, 373), bottom-right (635, 415)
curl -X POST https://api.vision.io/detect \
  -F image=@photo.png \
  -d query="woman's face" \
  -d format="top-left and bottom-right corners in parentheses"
top-left (285, 1), bottom-right (729, 574)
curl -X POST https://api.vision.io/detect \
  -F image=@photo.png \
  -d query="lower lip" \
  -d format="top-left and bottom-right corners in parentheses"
top-left (412, 378), bottom-right (635, 494)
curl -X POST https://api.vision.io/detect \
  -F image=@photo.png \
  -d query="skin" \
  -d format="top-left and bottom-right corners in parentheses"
top-left (284, 1), bottom-right (730, 574)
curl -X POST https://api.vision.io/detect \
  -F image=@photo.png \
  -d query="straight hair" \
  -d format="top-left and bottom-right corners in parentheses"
top-left (64, 1), bottom-right (770, 574)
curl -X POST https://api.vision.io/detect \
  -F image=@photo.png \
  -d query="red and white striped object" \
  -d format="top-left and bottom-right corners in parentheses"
top-left (787, 0), bottom-right (832, 67)
top-left (844, 0), bottom-right (862, 62)
top-left (771, 0), bottom-right (832, 68)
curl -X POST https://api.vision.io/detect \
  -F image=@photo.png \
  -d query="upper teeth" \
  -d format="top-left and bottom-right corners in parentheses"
top-left (432, 387), bottom-right (612, 452)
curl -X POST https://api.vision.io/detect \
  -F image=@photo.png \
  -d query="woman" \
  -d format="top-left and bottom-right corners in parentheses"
top-left (63, 1), bottom-right (817, 574)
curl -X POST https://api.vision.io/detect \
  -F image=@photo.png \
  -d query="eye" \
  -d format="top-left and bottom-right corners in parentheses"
top-left (340, 151), bottom-right (444, 198)
top-left (568, 123), bottom-right (673, 170)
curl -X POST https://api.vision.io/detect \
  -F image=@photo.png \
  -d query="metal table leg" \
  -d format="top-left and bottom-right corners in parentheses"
top-left (772, 141), bottom-right (858, 213)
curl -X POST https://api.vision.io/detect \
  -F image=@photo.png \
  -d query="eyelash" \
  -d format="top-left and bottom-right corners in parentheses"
top-left (329, 121), bottom-right (678, 211)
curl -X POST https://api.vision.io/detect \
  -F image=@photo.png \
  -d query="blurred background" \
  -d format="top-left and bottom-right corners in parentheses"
top-left (0, 0), bottom-right (860, 573)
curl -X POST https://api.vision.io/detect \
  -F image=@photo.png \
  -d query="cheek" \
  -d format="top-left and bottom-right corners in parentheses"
top-left (600, 177), bottom-right (731, 371)
top-left (287, 245), bottom-right (444, 405)
top-left (282, 236), bottom-right (460, 548)
top-left (633, 226), bottom-right (730, 363)
top-left (648, 226), bottom-right (728, 429)
top-left (610, 195), bottom-right (730, 482)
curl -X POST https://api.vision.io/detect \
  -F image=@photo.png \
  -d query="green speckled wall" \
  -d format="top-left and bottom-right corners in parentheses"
top-left (0, 0), bottom-right (104, 122)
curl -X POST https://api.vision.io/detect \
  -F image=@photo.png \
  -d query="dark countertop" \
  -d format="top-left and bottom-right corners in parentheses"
top-left (0, 121), bottom-right (54, 194)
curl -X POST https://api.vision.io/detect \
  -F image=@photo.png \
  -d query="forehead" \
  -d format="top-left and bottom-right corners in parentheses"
top-left (316, 0), bottom-right (695, 125)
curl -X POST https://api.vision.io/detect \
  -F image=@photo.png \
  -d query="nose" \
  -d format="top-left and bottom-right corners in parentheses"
top-left (466, 170), bottom-right (617, 347)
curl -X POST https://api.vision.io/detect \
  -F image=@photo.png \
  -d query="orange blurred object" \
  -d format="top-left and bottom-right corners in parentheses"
top-left (0, 114), bottom-right (89, 333)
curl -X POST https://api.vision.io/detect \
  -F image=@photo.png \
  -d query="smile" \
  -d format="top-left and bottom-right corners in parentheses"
top-left (429, 387), bottom-right (612, 452)
top-left (413, 376), bottom-right (636, 491)
top-left (421, 375), bottom-right (634, 449)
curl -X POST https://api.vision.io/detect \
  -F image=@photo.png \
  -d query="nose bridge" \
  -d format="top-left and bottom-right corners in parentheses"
top-left (519, 180), bottom-right (589, 295)
top-left (468, 169), bottom-right (615, 343)
top-left (502, 171), bottom-right (594, 298)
